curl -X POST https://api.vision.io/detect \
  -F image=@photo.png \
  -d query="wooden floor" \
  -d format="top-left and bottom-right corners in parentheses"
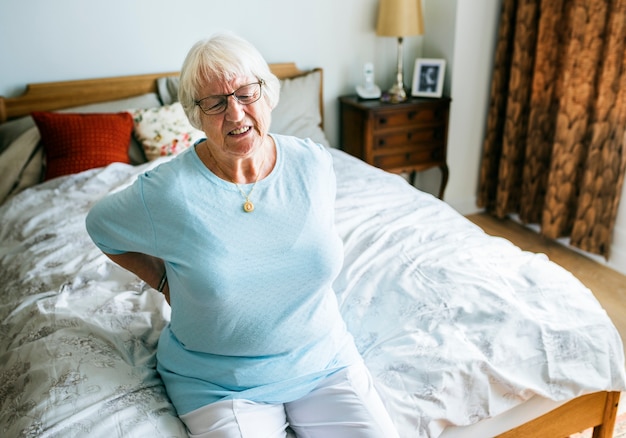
top-left (466, 213), bottom-right (626, 350)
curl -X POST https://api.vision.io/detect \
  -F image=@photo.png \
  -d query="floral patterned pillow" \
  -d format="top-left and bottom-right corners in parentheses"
top-left (131, 102), bottom-right (205, 161)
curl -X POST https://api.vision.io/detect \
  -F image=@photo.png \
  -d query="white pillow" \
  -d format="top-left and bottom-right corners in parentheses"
top-left (131, 102), bottom-right (206, 161)
top-left (270, 70), bottom-right (330, 147)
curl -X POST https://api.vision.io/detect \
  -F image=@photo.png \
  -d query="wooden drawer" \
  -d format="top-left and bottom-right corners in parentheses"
top-left (374, 126), bottom-right (446, 150)
top-left (374, 106), bottom-right (443, 130)
top-left (373, 145), bottom-right (445, 170)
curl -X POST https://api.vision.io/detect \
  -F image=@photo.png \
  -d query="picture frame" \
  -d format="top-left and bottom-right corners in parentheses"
top-left (411, 58), bottom-right (446, 98)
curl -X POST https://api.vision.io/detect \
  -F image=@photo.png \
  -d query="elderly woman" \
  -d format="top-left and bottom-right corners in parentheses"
top-left (86, 33), bottom-right (399, 437)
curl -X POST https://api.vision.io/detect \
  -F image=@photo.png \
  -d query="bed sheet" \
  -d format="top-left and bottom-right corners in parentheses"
top-left (0, 148), bottom-right (624, 437)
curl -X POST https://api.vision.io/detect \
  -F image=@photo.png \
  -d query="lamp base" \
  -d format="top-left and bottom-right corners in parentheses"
top-left (387, 82), bottom-right (407, 103)
top-left (386, 36), bottom-right (408, 103)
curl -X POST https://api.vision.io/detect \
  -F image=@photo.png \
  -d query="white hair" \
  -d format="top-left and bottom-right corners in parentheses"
top-left (178, 32), bottom-right (281, 129)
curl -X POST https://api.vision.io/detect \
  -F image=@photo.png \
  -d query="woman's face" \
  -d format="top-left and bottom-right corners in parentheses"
top-left (197, 76), bottom-right (272, 160)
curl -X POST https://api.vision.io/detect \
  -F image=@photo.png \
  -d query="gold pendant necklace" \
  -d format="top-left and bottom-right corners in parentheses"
top-left (207, 144), bottom-right (265, 213)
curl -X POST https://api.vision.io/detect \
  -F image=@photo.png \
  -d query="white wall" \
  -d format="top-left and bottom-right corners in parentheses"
top-left (1, 0), bottom-right (625, 275)
top-left (426, 0), bottom-right (499, 215)
top-left (0, 0), bottom-right (405, 149)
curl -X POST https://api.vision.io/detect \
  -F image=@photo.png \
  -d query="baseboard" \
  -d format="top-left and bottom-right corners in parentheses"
top-left (608, 223), bottom-right (626, 276)
top-left (560, 223), bottom-right (626, 277)
top-left (438, 193), bottom-right (626, 277)
top-left (508, 214), bottom-right (626, 277)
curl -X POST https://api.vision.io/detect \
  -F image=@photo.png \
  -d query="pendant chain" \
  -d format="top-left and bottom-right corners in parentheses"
top-left (207, 143), bottom-right (266, 213)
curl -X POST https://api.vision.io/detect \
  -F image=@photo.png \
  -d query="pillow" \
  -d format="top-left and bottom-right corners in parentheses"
top-left (131, 102), bottom-right (205, 161)
top-left (271, 70), bottom-right (330, 147)
top-left (31, 111), bottom-right (134, 181)
top-left (0, 127), bottom-right (43, 204)
top-left (0, 115), bottom-right (35, 155)
top-left (157, 76), bottom-right (180, 105)
top-left (57, 92), bottom-right (162, 165)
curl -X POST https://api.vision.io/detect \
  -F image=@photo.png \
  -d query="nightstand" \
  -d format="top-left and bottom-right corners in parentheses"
top-left (339, 95), bottom-right (451, 199)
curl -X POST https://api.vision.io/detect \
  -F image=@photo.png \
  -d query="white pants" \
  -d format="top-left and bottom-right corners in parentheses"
top-left (179, 362), bottom-right (400, 438)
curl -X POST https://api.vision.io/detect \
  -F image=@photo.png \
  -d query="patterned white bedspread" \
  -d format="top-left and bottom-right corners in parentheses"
top-left (1, 149), bottom-right (624, 438)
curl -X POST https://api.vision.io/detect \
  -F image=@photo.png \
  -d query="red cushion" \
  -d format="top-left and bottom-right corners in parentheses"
top-left (32, 111), bottom-right (133, 180)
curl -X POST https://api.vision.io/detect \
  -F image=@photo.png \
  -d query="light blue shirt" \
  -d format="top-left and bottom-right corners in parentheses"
top-left (86, 134), bottom-right (361, 415)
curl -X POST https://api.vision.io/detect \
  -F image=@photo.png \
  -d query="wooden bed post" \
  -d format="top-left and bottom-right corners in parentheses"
top-left (0, 96), bottom-right (7, 123)
top-left (592, 391), bottom-right (621, 438)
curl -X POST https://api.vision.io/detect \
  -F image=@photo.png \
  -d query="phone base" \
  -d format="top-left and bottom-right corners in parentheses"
top-left (356, 84), bottom-right (382, 100)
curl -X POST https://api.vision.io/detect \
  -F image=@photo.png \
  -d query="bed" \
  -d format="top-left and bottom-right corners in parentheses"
top-left (0, 63), bottom-right (624, 438)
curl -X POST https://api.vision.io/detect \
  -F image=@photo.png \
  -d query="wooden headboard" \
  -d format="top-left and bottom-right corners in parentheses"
top-left (0, 62), bottom-right (323, 124)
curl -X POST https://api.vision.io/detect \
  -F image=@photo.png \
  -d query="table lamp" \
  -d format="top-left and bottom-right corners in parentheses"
top-left (376, 0), bottom-right (424, 102)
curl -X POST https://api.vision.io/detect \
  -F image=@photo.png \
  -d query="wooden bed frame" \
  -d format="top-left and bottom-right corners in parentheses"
top-left (498, 391), bottom-right (620, 438)
top-left (0, 63), bottom-right (323, 124)
top-left (0, 63), bottom-right (620, 438)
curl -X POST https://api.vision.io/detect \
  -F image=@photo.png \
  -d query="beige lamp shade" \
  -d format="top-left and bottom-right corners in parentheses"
top-left (376, 0), bottom-right (424, 37)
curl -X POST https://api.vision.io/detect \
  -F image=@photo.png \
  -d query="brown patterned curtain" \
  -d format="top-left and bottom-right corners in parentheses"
top-left (478, 0), bottom-right (626, 257)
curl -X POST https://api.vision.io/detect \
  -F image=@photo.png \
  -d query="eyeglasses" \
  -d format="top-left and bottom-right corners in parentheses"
top-left (195, 80), bottom-right (265, 115)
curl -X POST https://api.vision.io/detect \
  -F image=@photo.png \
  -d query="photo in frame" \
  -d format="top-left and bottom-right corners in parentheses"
top-left (411, 58), bottom-right (446, 98)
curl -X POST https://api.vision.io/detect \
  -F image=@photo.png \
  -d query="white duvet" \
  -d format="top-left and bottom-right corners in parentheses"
top-left (1, 148), bottom-right (624, 437)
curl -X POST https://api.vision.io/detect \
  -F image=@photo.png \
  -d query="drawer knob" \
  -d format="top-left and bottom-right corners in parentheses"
top-left (378, 139), bottom-right (386, 147)
top-left (408, 111), bottom-right (417, 119)
top-left (379, 117), bottom-right (387, 125)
